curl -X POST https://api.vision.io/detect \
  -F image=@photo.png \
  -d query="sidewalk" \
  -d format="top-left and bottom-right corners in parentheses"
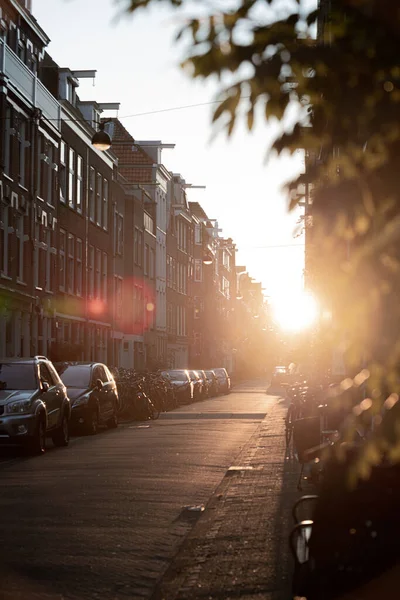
top-left (153, 390), bottom-right (300, 600)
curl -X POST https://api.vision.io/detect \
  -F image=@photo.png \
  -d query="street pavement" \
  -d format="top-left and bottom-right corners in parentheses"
top-left (0, 380), bottom-right (298, 600)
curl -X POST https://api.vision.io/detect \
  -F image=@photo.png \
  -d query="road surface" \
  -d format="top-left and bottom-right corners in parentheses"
top-left (0, 380), bottom-right (275, 600)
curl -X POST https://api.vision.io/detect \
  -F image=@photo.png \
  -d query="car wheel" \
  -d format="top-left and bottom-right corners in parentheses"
top-left (29, 418), bottom-right (46, 455)
top-left (107, 403), bottom-right (118, 429)
top-left (86, 406), bottom-right (99, 435)
top-left (52, 414), bottom-right (70, 447)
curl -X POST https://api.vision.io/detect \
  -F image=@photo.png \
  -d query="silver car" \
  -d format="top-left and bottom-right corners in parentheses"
top-left (0, 356), bottom-right (71, 454)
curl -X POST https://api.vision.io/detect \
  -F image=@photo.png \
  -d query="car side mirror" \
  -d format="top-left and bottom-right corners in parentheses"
top-left (42, 381), bottom-right (50, 393)
top-left (96, 379), bottom-right (103, 391)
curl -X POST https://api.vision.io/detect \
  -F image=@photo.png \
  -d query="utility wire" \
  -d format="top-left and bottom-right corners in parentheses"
top-left (5, 97), bottom-right (251, 124)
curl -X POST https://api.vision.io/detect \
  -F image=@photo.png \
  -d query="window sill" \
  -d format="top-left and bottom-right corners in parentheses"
top-left (1, 273), bottom-right (12, 281)
top-left (3, 174), bottom-right (13, 183)
top-left (16, 279), bottom-right (27, 286)
top-left (18, 184), bottom-right (29, 193)
top-left (37, 196), bottom-right (45, 203)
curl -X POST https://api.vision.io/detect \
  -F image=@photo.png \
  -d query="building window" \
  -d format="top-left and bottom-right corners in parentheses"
top-left (44, 229), bottom-right (51, 291)
top-left (76, 238), bottom-right (83, 296)
top-left (38, 135), bottom-right (48, 200)
top-left (102, 252), bottom-right (107, 300)
top-left (103, 179), bottom-right (108, 230)
top-left (89, 167), bottom-right (95, 221)
top-left (167, 303), bottom-right (173, 334)
top-left (115, 276), bottom-right (123, 318)
top-left (16, 214), bottom-right (25, 282)
top-left (178, 263), bottom-right (182, 294)
top-left (4, 106), bottom-right (12, 177)
top-left (166, 255), bottom-right (171, 287)
top-left (194, 259), bottom-right (202, 282)
top-left (18, 119), bottom-right (29, 188)
top-left (47, 144), bottom-right (55, 206)
top-left (76, 155), bottom-right (83, 213)
top-left (144, 244), bottom-right (149, 276)
top-left (60, 141), bottom-right (67, 204)
top-left (195, 224), bottom-right (202, 245)
top-left (115, 213), bottom-right (124, 255)
top-left (144, 212), bottom-right (153, 233)
top-left (88, 245), bottom-right (95, 298)
top-left (172, 258), bottom-right (177, 290)
top-left (59, 229), bottom-right (66, 291)
top-left (134, 228), bottom-right (143, 266)
top-left (17, 39), bottom-right (26, 63)
top-left (221, 276), bottom-right (230, 298)
top-left (0, 205), bottom-right (9, 275)
top-left (96, 173), bottom-right (102, 226)
top-left (67, 233), bottom-right (75, 293)
top-left (68, 148), bottom-right (75, 208)
top-left (150, 248), bottom-right (155, 279)
top-left (194, 297), bottom-right (204, 319)
top-left (95, 249), bottom-right (101, 298)
top-left (134, 285), bottom-right (143, 325)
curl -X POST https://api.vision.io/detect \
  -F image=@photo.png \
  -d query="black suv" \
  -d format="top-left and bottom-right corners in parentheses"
top-left (0, 356), bottom-right (71, 454)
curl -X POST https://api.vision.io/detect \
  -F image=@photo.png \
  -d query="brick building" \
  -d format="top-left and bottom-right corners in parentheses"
top-left (0, 0), bottom-right (263, 374)
top-left (166, 174), bottom-right (193, 368)
top-left (0, 0), bottom-right (61, 357)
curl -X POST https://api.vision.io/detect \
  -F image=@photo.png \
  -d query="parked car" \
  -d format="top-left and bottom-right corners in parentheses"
top-left (195, 370), bottom-right (209, 398)
top-left (188, 370), bottom-right (204, 400)
top-left (56, 362), bottom-right (119, 435)
top-left (161, 370), bottom-right (194, 404)
top-left (211, 368), bottom-right (231, 394)
top-left (204, 370), bottom-right (220, 397)
top-left (0, 356), bottom-right (71, 454)
top-left (272, 366), bottom-right (289, 386)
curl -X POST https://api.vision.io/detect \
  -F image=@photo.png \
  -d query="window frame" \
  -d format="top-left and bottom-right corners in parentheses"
top-left (68, 147), bottom-right (76, 209)
top-left (67, 232), bottom-right (75, 294)
top-left (59, 228), bottom-right (66, 292)
top-left (59, 141), bottom-right (67, 204)
top-left (76, 238), bottom-right (83, 297)
top-left (76, 154), bottom-right (83, 214)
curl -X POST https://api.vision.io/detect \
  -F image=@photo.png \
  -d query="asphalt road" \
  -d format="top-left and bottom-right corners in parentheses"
top-left (0, 380), bottom-right (273, 600)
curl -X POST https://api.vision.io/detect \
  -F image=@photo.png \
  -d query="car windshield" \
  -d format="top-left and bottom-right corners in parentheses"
top-left (0, 363), bottom-right (37, 390)
top-left (214, 369), bottom-right (226, 378)
top-left (58, 365), bottom-right (91, 389)
top-left (167, 370), bottom-right (188, 382)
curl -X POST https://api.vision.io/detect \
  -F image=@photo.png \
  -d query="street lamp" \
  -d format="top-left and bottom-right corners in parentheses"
top-left (202, 252), bottom-right (213, 266)
top-left (92, 121), bottom-right (112, 151)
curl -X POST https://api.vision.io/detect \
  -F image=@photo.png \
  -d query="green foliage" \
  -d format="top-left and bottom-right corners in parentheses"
top-left (122, 0), bottom-right (400, 477)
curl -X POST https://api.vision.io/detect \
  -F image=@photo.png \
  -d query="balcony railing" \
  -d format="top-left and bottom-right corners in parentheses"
top-left (1, 39), bottom-right (61, 130)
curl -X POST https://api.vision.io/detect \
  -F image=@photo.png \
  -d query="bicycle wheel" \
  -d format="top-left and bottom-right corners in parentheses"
top-left (285, 405), bottom-right (294, 447)
top-left (148, 400), bottom-right (160, 420)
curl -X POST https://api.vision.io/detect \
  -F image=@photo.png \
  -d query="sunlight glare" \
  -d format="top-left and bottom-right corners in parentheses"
top-left (271, 291), bottom-right (319, 332)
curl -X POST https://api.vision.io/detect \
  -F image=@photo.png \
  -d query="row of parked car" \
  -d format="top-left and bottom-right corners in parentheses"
top-left (161, 368), bottom-right (231, 404)
top-left (0, 356), bottom-right (231, 455)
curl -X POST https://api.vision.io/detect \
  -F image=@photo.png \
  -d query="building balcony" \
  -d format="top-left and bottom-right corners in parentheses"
top-left (1, 41), bottom-right (61, 130)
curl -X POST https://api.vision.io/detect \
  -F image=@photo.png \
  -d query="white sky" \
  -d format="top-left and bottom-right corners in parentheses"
top-left (33, 0), bottom-right (306, 297)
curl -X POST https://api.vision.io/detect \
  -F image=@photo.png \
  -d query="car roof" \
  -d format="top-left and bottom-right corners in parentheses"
top-left (0, 357), bottom-right (40, 364)
top-left (55, 362), bottom-right (103, 368)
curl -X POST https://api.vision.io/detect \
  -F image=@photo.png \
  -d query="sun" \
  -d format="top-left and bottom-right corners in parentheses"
top-left (271, 291), bottom-right (319, 332)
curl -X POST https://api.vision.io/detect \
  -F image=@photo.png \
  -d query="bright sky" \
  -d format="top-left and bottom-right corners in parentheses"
top-left (33, 0), bottom-right (306, 298)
